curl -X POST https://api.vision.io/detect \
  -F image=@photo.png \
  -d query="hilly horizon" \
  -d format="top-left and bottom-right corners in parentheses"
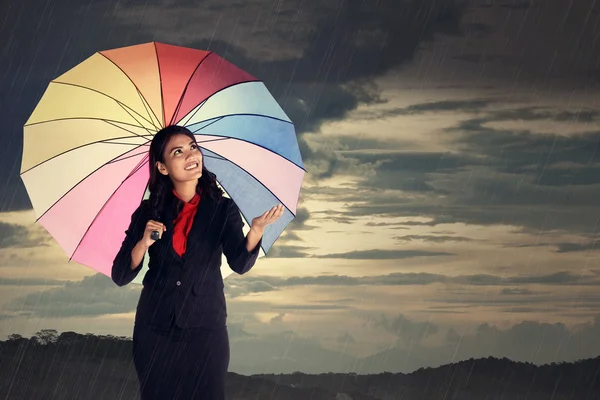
top-left (1, 330), bottom-right (600, 399)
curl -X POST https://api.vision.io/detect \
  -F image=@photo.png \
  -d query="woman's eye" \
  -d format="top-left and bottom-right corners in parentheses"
top-left (191, 144), bottom-right (198, 150)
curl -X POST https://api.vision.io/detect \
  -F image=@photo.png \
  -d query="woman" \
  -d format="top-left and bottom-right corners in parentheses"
top-left (111, 125), bottom-right (283, 399)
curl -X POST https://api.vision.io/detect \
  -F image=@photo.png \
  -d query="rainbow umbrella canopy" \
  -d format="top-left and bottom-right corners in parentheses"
top-left (21, 42), bottom-right (304, 282)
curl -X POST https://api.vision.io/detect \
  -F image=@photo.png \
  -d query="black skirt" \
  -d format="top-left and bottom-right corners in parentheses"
top-left (132, 321), bottom-right (230, 400)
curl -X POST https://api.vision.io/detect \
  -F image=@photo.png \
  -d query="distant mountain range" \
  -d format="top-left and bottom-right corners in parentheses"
top-left (1, 330), bottom-right (599, 399)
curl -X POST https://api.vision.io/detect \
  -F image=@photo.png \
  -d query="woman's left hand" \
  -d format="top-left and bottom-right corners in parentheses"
top-left (251, 204), bottom-right (285, 232)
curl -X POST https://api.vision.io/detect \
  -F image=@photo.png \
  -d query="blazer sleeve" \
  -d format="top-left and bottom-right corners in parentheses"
top-left (111, 201), bottom-right (148, 287)
top-left (222, 198), bottom-right (261, 275)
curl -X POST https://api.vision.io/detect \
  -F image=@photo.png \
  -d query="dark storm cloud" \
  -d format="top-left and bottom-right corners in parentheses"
top-left (0, 222), bottom-right (48, 249)
top-left (445, 316), bottom-right (600, 364)
top-left (500, 307), bottom-right (560, 313)
top-left (373, 313), bottom-right (439, 342)
top-left (447, 0), bottom-right (600, 84)
top-left (224, 278), bottom-right (278, 298)
top-left (491, 107), bottom-right (599, 123)
top-left (463, 22), bottom-right (494, 36)
top-left (355, 99), bottom-right (598, 124)
top-left (269, 313), bottom-right (286, 324)
top-left (500, 288), bottom-right (536, 295)
top-left (357, 315), bottom-right (600, 373)
top-left (498, 2), bottom-right (531, 10)
top-left (335, 145), bottom-right (482, 193)
top-left (2, 0), bottom-right (468, 212)
top-left (395, 234), bottom-right (475, 243)
top-left (226, 270), bottom-right (600, 289)
top-left (317, 249), bottom-right (454, 259)
top-left (277, 232), bottom-right (303, 242)
top-left (346, 200), bottom-right (600, 236)
top-left (2, 273), bottom-right (139, 317)
top-left (267, 244), bottom-right (313, 258)
top-left (354, 98), bottom-right (497, 120)
top-left (331, 99), bottom-right (600, 234)
top-left (336, 331), bottom-right (356, 344)
top-left (345, 150), bottom-right (481, 175)
top-left (452, 53), bottom-right (518, 67)
top-left (554, 241), bottom-right (600, 253)
top-left (271, 304), bottom-right (352, 311)
top-left (0, 277), bottom-right (64, 286)
top-left (263, 244), bottom-right (454, 259)
top-left (452, 116), bottom-right (600, 187)
top-left (366, 222), bottom-right (410, 228)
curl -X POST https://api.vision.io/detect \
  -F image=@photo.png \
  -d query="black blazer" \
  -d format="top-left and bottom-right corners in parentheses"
top-left (111, 190), bottom-right (261, 330)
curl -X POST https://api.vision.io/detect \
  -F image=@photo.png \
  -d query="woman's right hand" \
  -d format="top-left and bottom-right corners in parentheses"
top-left (140, 219), bottom-right (167, 248)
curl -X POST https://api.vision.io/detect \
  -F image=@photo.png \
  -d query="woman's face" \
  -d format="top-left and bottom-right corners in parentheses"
top-left (156, 133), bottom-right (203, 183)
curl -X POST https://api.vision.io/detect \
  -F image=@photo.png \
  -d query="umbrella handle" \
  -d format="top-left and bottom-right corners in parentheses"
top-left (150, 230), bottom-right (160, 241)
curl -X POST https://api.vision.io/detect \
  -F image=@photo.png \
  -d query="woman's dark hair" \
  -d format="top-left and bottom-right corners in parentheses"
top-left (148, 125), bottom-right (222, 220)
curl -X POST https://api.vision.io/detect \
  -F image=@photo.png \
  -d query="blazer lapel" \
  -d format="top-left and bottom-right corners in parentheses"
top-left (160, 193), bottom-right (180, 260)
top-left (182, 190), bottom-right (217, 262)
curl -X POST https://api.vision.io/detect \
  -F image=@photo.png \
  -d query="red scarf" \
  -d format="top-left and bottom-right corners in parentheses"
top-left (172, 188), bottom-right (201, 257)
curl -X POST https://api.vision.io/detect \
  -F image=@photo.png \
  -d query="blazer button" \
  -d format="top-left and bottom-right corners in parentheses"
top-left (176, 281), bottom-right (181, 286)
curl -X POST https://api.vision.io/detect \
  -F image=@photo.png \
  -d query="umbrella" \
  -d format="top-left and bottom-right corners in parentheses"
top-left (21, 42), bottom-right (304, 282)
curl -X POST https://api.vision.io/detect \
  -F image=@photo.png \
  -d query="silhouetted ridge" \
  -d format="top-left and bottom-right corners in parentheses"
top-left (1, 330), bottom-right (600, 399)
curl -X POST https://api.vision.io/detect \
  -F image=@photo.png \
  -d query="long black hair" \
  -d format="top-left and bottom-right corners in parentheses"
top-left (148, 125), bottom-right (222, 220)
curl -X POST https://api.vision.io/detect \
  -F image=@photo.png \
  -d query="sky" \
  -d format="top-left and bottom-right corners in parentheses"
top-left (1, 0), bottom-right (600, 374)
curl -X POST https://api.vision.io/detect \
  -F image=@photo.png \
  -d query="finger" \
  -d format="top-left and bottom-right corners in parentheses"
top-left (147, 223), bottom-right (161, 231)
top-left (146, 222), bottom-right (159, 231)
top-left (147, 224), bottom-right (164, 235)
top-left (149, 221), bottom-right (166, 231)
top-left (277, 204), bottom-right (284, 216)
top-left (147, 220), bottom-right (166, 230)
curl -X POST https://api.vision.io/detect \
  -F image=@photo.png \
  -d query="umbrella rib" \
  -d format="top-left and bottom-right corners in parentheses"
top-left (103, 141), bottom-right (150, 147)
top-left (115, 103), bottom-right (156, 136)
top-left (190, 112), bottom-right (293, 127)
top-left (168, 51), bottom-right (212, 126)
top-left (35, 149), bottom-right (148, 225)
top-left (204, 148), bottom-right (297, 218)
top-left (135, 86), bottom-right (161, 131)
top-left (69, 156), bottom-right (149, 262)
top-left (106, 148), bottom-right (151, 164)
top-left (186, 116), bottom-right (224, 132)
top-left (99, 52), bottom-right (163, 129)
top-left (193, 133), bottom-right (306, 171)
top-left (175, 80), bottom-right (261, 126)
top-left (101, 119), bottom-right (150, 138)
top-left (25, 117), bottom-right (149, 130)
top-left (154, 42), bottom-right (166, 127)
top-left (50, 81), bottom-right (155, 130)
top-left (21, 132), bottom-right (151, 175)
top-left (196, 137), bottom-right (229, 144)
top-left (124, 154), bottom-right (150, 180)
top-left (202, 154), bottom-right (225, 161)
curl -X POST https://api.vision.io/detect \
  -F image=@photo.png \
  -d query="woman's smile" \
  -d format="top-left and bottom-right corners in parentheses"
top-left (184, 161), bottom-right (199, 171)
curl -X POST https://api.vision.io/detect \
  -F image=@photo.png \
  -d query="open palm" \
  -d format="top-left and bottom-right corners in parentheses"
top-left (252, 204), bottom-right (285, 230)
